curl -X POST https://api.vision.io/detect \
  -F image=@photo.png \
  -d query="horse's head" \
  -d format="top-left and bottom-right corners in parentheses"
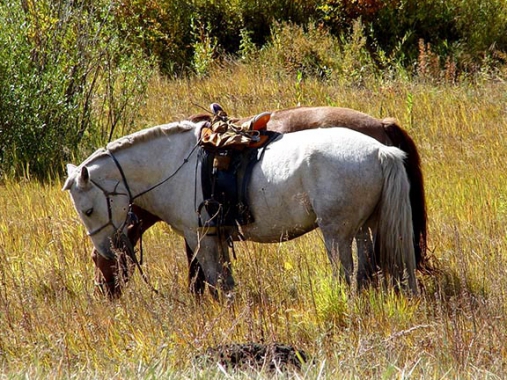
top-left (63, 162), bottom-right (132, 261)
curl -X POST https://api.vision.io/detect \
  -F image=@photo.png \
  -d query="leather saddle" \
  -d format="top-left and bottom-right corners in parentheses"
top-left (197, 104), bottom-right (279, 231)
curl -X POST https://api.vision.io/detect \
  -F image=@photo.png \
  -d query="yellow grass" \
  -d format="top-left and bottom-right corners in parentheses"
top-left (1, 66), bottom-right (507, 378)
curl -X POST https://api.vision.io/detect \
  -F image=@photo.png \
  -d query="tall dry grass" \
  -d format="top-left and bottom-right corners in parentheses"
top-left (1, 66), bottom-right (507, 378)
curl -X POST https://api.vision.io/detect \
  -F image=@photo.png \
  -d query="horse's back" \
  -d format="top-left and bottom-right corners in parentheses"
top-left (281, 127), bottom-right (387, 203)
top-left (267, 106), bottom-right (390, 144)
top-left (272, 125), bottom-right (386, 161)
top-left (243, 127), bottom-right (387, 241)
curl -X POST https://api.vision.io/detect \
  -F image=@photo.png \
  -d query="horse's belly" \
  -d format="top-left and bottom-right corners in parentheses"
top-left (240, 170), bottom-right (320, 242)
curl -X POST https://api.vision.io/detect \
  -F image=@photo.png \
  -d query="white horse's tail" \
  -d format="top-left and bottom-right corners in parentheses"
top-left (376, 146), bottom-right (418, 294)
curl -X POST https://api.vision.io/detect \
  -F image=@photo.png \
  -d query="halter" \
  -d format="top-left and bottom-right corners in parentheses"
top-left (86, 140), bottom-right (199, 239)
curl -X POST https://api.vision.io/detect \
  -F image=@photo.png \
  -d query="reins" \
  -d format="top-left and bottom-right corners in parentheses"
top-left (130, 142), bottom-right (201, 202)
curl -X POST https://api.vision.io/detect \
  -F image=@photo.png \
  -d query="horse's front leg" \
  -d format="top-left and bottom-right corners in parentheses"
top-left (185, 232), bottom-right (235, 299)
top-left (184, 239), bottom-right (206, 295)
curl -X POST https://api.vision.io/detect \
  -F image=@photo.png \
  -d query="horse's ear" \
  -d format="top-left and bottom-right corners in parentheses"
top-left (66, 164), bottom-right (77, 175)
top-left (83, 166), bottom-right (89, 181)
top-left (63, 166), bottom-right (90, 190)
top-left (79, 166), bottom-right (90, 184)
top-left (62, 164), bottom-right (77, 191)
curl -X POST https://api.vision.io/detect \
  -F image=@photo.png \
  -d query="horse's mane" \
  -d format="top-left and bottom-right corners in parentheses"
top-left (107, 121), bottom-right (195, 153)
top-left (80, 121), bottom-right (196, 167)
top-left (81, 120), bottom-right (196, 166)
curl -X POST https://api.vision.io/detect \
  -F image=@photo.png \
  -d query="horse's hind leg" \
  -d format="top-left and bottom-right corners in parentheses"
top-left (319, 224), bottom-right (355, 286)
top-left (355, 226), bottom-right (375, 289)
top-left (356, 210), bottom-right (380, 289)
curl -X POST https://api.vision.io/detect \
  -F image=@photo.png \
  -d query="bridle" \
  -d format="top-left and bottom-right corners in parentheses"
top-left (87, 142), bottom-right (198, 237)
top-left (87, 179), bottom-right (131, 238)
top-left (86, 150), bottom-right (135, 242)
top-left (87, 143), bottom-right (200, 298)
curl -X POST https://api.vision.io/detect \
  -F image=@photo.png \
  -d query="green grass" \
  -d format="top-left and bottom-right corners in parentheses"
top-left (1, 67), bottom-right (507, 378)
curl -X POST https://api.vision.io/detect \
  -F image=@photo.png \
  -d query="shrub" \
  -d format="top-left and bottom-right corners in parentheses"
top-left (111, 0), bottom-right (322, 76)
top-left (94, 0), bottom-right (507, 80)
top-left (263, 22), bottom-right (337, 79)
top-left (112, 0), bottom-right (194, 75)
top-left (260, 20), bottom-right (378, 86)
top-left (317, 0), bottom-right (507, 77)
top-left (0, 0), bottom-right (152, 179)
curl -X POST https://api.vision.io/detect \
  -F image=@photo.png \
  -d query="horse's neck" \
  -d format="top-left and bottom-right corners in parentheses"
top-left (115, 133), bottom-right (197, 224)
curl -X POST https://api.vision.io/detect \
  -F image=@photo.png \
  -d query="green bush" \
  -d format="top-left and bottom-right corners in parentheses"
top-left (0, 0), bottom-right (152, 179)
top-left (263, 22), bottom-right (338, 79)
top-left (260, 20), bottom-right (378, 86)
top-left (113, 0), bottom-right (194, 75)
top-left (316, 0), bottom-right (507, 75)
top-left (110, 0), bottom-right (507, 79)
top-left (111, 0), bottom-right (322, 76)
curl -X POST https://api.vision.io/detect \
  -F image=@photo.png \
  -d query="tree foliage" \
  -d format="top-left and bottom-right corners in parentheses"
top-left (111, 0), bottom-right (507, 76)
top-left (0, 0), bottom-right (151, 179)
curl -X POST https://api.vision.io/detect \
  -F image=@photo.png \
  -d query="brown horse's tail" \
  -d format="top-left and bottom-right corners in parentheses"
top-left (382, 118), bottom-right (429, 271)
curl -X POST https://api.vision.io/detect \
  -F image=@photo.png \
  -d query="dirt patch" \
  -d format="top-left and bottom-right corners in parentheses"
top-left (197, 342), bottom-right (309, 372)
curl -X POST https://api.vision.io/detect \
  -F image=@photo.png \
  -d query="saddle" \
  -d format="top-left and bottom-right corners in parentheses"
top-left (197, 104), bottom-right (278, 233)
top-left (200, 105), bottom-right (272, 150)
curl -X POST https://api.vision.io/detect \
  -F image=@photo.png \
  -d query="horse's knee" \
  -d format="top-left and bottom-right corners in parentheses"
top-left (322, 234), bottom-right (353, 285)
top-left (91, 249), bottom-right (121, 299)
top-left (336, 241), bottom-right (354, 284)
top-left (356, 231), bottom-right (377, 286)
top-left (219, 263), bottom-right (235, 291)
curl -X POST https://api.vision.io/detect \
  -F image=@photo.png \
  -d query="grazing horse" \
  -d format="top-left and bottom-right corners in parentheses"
top-left (91, 106), bottom-right (427, 298)
top-left (64, 121), bottom-right (418, 299)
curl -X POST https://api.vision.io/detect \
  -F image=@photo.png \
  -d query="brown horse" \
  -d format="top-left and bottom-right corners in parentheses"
top-left (92, 106), bottom-right (427, 298)
top-left (93, 204), bottom-right (206, 297)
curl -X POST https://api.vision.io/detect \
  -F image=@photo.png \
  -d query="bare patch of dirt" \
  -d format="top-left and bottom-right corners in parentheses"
top-left (197, 342), bottom-right (309, 372)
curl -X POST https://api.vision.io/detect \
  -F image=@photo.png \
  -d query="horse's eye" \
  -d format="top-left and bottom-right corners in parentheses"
top-left (84, 208), bottom-right (93, 217)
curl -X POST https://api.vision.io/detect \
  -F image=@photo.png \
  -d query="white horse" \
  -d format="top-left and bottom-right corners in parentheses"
top-left (63, 121), bottom-right (417, 296)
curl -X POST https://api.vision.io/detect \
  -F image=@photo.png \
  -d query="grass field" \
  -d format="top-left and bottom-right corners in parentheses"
top-left (1, 66), bottom-right (507, 378)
